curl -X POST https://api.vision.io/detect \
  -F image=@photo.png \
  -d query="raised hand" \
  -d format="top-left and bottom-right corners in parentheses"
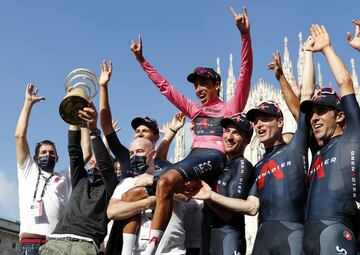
top-left (307, 24), bottom-right (331, 52)
top-left (25, 83), bottom-right (45, 105)
top-left (347, 20), bottom-right (360, 51)
top-left (78, 101), bottom-right (98, 130)
top-left (170, 112), bottom-right (186, 133)
top-left (99, 60), bottom-right (113, 87)
top-left (112, 119), bottom-right (121, 133)
top-left (302, 36), bottom-right (315, 52)
top-left (159, 123), bottom-right (170, 136)
top-left (230, 6), bottom-right (250, 35)
top-left (130, 34), bottom-right (145, 63)
top-left (267, 51), bottom-right (283, 81)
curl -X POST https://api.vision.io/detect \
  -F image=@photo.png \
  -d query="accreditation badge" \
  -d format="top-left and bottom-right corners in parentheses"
top-left (30, 200), bottom-right (44, 217)
top-left (139, 209), bottom-right (153, 241)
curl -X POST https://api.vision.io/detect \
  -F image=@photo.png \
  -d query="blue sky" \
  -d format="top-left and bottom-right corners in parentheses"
top-left (0, 1), bottom-right (359, 220)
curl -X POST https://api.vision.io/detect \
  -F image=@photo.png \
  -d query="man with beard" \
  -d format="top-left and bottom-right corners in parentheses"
top-left (187, 112), bottom-right (254, 255)
top-left (301, 24), bottom-right (360, 255)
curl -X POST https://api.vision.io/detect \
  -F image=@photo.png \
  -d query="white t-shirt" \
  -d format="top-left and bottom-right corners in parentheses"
top-left (17, 156), bottom-right (71, 236)
top-left (112, 177), bottom-right (186, 255)
top-left (183, 199), bottom-right (203, 248)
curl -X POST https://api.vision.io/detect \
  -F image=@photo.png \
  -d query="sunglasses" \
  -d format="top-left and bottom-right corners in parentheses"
top-left (313, 88), bottom-right (341, 100)
top-left (194, 67), bottom-right (218, 80)
top-left (144, 116), bottom-right (158, 127)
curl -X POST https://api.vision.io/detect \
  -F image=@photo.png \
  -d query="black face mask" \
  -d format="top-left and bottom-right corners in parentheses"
top-left (130, 156), bottom-right (149, 176)
top-left (88, 167), bottom-right (101, 184)
top-left (38, 155), bottom-right (56, 173)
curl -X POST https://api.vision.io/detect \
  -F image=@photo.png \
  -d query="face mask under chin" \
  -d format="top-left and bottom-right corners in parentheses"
top-left (37, 155), bottom-right (56, 173)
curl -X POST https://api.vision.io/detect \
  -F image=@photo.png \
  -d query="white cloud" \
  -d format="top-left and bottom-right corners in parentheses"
top-left (0, 171), bottom-right (19, 220)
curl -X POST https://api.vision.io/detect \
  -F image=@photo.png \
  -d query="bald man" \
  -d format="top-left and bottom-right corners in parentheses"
top-left (107, 138), bottom-right (186, 255)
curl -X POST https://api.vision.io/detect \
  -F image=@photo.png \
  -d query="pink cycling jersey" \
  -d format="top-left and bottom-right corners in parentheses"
top-left (140, 33), bottom-right (252, 153)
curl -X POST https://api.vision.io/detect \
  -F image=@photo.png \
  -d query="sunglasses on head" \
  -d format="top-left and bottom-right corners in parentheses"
top-left (313, 88), bottom-right (341, 100)
top-left (144, 116), bottom-right (158, 126)
top-left (194, 67), bottom-right (217, 80)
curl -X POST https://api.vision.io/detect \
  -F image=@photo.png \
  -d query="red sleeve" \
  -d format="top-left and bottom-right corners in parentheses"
top-left (224, 32), bottom-right (253, 116)
top-left (140, 60), bottom-right (201, 119)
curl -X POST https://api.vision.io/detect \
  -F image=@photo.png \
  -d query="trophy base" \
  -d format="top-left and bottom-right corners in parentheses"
top-left (59, 96), bottom-right (89, 125)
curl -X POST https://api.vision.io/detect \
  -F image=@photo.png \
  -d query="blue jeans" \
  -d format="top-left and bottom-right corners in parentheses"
top-left (19, 242), bottom-right (43, 255)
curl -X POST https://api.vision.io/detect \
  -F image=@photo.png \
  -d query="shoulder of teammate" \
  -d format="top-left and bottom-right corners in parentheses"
top-left (287, 110), bottom-right (311, 151)
top-left (342, 94), bottom-right (360, 133)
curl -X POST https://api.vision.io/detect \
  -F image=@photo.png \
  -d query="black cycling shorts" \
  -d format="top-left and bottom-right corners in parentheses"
top-left (172, 148), bottom-right (225, 182)
top-left (303, 220), bottom-right (357, 255)
top-left (253, 221), bottom-right (304, 255)
top-left (207, 225), bottom-right (246, 255)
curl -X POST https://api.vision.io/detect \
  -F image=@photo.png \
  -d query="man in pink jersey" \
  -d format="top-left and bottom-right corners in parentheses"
top-left (130, 6), bottom-right (252, 254)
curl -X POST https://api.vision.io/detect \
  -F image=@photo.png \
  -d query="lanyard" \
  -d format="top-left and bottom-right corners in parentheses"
top-left (32, 170), bottom-right (53, 202)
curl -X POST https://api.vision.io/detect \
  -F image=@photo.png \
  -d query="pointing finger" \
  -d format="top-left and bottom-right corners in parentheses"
top-left (230, 7), bottom-right (238, 18)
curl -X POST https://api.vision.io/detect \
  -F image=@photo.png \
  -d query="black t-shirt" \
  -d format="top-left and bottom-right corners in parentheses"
top-left (250, 111), bottom-right (310, 223)
top-left (203, 156), bottom-right (254, 230)
top-left (305, 94), bottom-right (360, 227)
top-left (53, 131), bottom-right (117, 247)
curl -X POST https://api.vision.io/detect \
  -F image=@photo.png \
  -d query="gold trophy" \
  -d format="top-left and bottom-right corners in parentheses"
top-left (59, 68), bottom-right (99, 124)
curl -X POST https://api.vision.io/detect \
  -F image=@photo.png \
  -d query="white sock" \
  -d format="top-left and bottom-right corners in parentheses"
top-left (143, 230), bottom-right (163, 255)
top-left (121, 233), bottom-right (137, 255)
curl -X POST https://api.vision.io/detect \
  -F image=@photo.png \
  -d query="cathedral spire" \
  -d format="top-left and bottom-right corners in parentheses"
top-left (297, 32), bottom-right (304, 87)
top-left (216, 57), bottom-right (224, 101)
top-left (226, 54), bottom-right (236, 102)
top-left (174, 125), bottom-right (185, 163)
top-left (351, 58), bottom-right (359, 88)
top-left (282, 37), bottom-right (299, 95)
top-left (317, 62), bottom-right (323, 88)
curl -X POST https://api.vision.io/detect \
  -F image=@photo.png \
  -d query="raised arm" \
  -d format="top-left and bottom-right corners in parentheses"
top-left (80, 102), bottom-right (117, 195)
top-left (68, 124), bottom-right (87, 187)
top-left (226, 7), bottom-right (253, 114)
top-left (130, 35), bottom-right (200, 119)
top-left (308, 24), bottom-right (354, 96)
top-left (99, 60), bottom-right (114, 136)
top-left (186, 180), bottom-right (259, 216)
top-left (156, 112), bottom-right (185, 161)
top-left (80, 127), bottom-right (92, 164)
top-left (15, 84), bottom-right (45, 167)
top-left (347, 20), bottom-right (360, 52)
top-left (268, 51), bottom-right (300, 120)
top-left (301, 36), bottom-right (316, 102)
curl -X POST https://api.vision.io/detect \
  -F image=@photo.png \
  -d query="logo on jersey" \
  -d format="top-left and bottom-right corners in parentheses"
top-left (336, 245), bottom-right (348, 255)
top-left (233, 251), bottom-right (241, 255)
top-left (193, 161), bottom-right (213, 175)
top-left (343, 231), bottom-right (352, 241)
top-left (308, 156), bottom-right (337, 180)
top-left (256, 160), bottom-right (286, 189)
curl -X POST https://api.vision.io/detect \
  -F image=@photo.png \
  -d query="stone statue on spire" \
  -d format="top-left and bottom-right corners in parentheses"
top-left (226, 53), bottom-right (236, 101)
top-left (297, 32), bottom-right (304, 87)
top-left (282, 37), bottom-right (300, 96)
top-left (351, 58), bottom-right (359, 88)
top-left (317, 62), bottom-right (323, 89)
